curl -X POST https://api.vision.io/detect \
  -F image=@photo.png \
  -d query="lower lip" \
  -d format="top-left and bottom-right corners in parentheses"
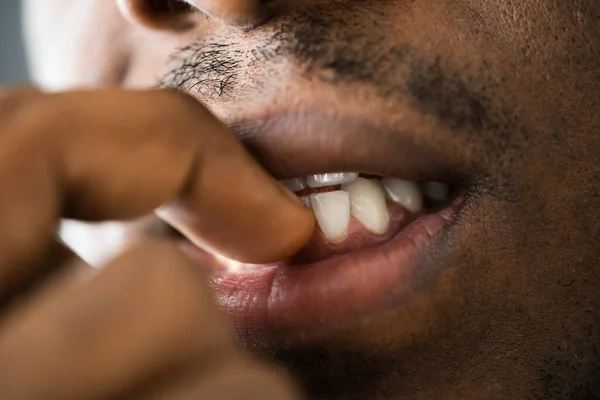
top-left (181, 202), bottom-right (460, 341)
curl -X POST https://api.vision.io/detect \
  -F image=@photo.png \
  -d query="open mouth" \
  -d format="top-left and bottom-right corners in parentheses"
top-left (168, 108), bottom-right (472, 341)
top-left (179, 167), bottom-right (463, 339)
top-left (184, 173), bottom-right (459, 268)
top-left (283, 174), bottom-right (458, 264)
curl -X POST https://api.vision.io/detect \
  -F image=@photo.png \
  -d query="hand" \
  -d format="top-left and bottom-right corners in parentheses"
top-left (0, 87), bottom-right (313, 399)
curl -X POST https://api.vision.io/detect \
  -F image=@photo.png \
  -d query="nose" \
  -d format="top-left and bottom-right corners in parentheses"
top-left (187, 0), bottom-right (268, 28)
top-left (116, 0), bottom-right (270, 31)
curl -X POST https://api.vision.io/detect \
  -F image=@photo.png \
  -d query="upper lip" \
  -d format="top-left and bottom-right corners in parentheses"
top-left (169, 104), bottom-right (470, 337)
top-left (227, 111), bottom-right (473, 185)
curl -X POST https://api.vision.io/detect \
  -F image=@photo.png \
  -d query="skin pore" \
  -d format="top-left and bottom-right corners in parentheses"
top-left (25, 1), bottom-right (600, 399)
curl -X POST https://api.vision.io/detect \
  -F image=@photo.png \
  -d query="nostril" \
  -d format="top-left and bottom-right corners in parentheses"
top-left (148, 0), bottom-right (194, 14)
top-left (117, 0), bottom-right (198, 31)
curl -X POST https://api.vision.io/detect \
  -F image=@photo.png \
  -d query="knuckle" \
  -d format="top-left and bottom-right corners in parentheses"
top-left (0, 86), bottom-right (40, 109)
top-left (1, 96), bottom-right (61, 145)
top-left (157, 88), bottom-right (200, 111)
top-left (153, 88), bottom-right (215, 126)
top-left (0, 88), bottom-right (46, 137)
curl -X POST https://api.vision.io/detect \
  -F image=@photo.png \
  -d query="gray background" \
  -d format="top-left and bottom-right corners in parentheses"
top-left (0, 0), bottom-right (29, 83)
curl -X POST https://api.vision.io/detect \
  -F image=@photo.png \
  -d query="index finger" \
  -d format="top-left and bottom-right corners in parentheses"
top-left (0, 88), bottom-right (313, 289)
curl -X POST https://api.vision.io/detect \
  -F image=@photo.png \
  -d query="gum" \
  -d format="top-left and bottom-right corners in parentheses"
top-left (291, 201), bottom-right (416, 264)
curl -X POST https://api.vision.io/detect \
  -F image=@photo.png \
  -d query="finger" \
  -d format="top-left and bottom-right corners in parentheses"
top-left (0, 88), bottom-right (313, 294)
top-left (0, 86), bottom-right (42, 121)
top-left (0, 86), bottom-right (41, 102)
top-left (0, 239), bottom-right (86, 311)
top-left (129, 359), bottom-right (300, 400)
top-left (183, 363), bottom-right (300, 400)
top-left (0, 241), bottom-right (232, 400)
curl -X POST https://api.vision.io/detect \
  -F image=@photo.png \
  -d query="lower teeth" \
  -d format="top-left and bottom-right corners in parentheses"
top-left (281, 173), bottom-right (451, 241)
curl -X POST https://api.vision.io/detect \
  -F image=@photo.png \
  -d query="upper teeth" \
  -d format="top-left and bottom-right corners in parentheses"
top-left (280, 177), bottom-right (308, 192)
top-left (306, 172), bottom-right (359, 188)
top-left (281, 172), bottom-right (450, 241)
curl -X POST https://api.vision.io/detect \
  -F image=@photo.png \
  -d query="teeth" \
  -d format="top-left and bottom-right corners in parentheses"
top-left (307, 172), bottom-right (359, 188)
top-left (342, 178), bottom-right (389, 235)
top-left (422, 182), bottom-right (451, 203)
top-left (282, 172), bottom-right (451, 240)
top-left (280, 177), bottom-right (308, 192)
top-left (310, 191), bottom-right (351, 241)
top-left (300, 196), bottom-right (312, 209)
top-left (381, 178), bottom-right (423, 214)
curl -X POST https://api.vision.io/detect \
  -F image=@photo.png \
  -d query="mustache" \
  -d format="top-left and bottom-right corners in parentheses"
top-left (160, 12), bottom-right (412, 97)
top-left (160, 9), bottom-right (514, 136)
top-left (161, 42), bottom-right (242, 98)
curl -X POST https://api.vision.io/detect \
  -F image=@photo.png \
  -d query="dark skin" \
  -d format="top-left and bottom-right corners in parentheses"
top-left (19, 0), bottom-right (600, 399)
top-left (0, 87), bottom-right (313, 399)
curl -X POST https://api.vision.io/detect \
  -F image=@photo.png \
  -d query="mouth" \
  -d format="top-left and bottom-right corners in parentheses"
top-left (173, 112), bottom-right (470, 342)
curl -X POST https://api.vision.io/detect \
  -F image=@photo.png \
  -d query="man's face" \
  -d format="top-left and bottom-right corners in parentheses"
top-left (25, 1), bottom-right (600, 398)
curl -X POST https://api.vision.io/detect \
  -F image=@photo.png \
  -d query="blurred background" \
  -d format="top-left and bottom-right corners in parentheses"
top-left (0, 0), bottom-right (29, 83)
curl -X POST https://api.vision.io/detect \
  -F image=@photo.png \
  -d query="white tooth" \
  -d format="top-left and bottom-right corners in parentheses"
top-left (280, 177), bottom-right (308, 192)
top-left (300, 196), bottom-right (312, 209)
top-left (342, 178), bottom-right (389, 235)
top-left (310, 191), bottom-right (350, 241)
top-left (422, 182), bottom-right (451, 203)
top-left (381, 178), bottom-right (423, 214)
top-left (307, 172), bottom-right (359, 188)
